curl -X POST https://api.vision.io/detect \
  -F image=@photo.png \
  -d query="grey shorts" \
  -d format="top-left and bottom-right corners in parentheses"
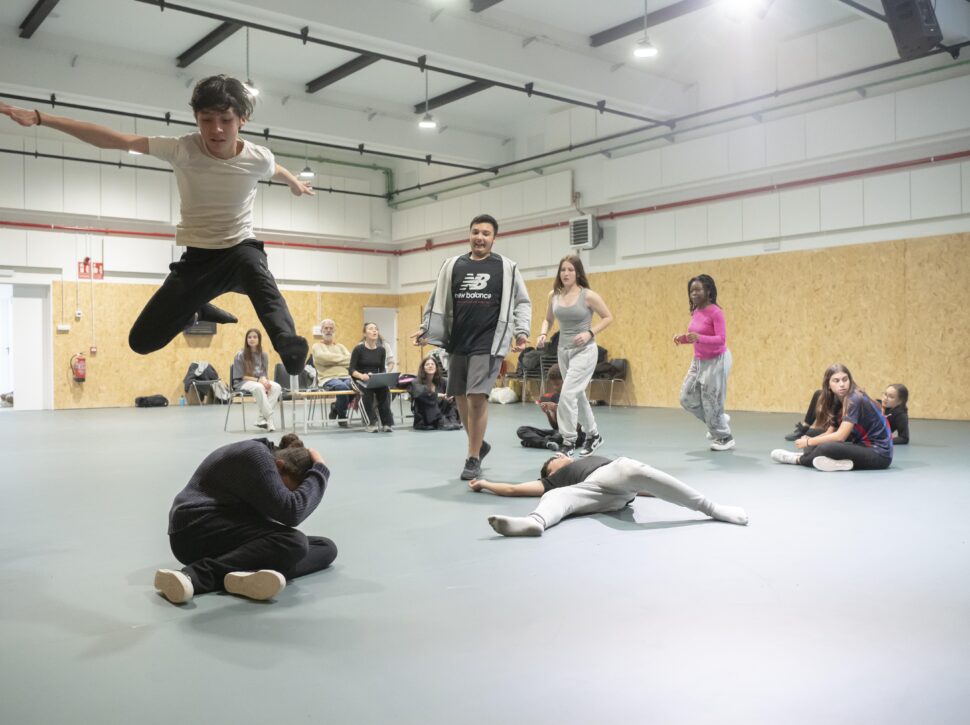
top-left (446, 354), bottom-right (503, 396)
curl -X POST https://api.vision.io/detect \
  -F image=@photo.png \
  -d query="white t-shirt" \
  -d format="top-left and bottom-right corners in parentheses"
top-left (149, 134), bottom-right (275, 249)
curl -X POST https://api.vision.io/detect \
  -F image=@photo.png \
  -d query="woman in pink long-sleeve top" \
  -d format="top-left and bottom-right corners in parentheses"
top-left (674, 274), bottom-right (735, 451)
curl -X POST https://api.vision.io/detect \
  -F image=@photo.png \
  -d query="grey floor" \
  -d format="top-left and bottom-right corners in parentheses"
top-left (1, 402), bottom-right (968, 725)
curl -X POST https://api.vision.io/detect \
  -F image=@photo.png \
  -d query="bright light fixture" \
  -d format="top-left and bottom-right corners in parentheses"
top-left (244, 79), bottom-right (260, 97)
top-left (634, 37), bottom-right (658, 58)
top-left (299, 165), bottom-right (315, 179)
top-left (419, 112), bottom-right (438, 129)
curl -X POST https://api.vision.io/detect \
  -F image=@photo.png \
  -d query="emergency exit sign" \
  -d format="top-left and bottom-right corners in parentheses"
top-left (77, 261), bottom-right (104, 279)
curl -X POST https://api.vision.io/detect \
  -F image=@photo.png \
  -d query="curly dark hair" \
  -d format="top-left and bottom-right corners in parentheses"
top-left (190, 75), bottom-right (255, 119)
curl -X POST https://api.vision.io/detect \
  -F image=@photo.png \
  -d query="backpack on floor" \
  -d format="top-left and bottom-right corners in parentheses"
top-left (135, 395), bottom-right (169, 407)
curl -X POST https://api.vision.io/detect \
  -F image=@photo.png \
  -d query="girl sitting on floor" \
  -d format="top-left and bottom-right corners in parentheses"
top-left (771, 363), bottom-right (893, 472)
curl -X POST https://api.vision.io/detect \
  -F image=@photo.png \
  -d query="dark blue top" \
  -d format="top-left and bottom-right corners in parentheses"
top-left (168, 439), bottom-right (329, 534)
top-left (839, 391), bottom-right (893, 459)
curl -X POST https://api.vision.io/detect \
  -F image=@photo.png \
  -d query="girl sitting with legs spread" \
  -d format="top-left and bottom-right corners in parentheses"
top-left (771, 363), bottom-right (893, 472)
top-left (411, 355), bottom-right (461, 431)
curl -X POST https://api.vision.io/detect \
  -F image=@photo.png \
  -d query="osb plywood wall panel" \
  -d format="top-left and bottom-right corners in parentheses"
top-left (53, 233), bottom-right (970, 418)
top-left (53, 283), bottom-right (398, 410)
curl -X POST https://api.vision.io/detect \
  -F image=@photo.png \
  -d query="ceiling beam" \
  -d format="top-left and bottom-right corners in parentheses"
top-left (18, 0), bottom-right (61, 39)
top-left (306, 54), bottom-right (381, 93)
top-left (590, 0), bottom-right (718, 47)
top-left (471, 0), bottom-right (505, 11)
top-left (835, 0), bottom-right (887, 23)
top-left (176, 21), bottom-right (242, 68)
top-left (413, 80), bottom-right (494, 113)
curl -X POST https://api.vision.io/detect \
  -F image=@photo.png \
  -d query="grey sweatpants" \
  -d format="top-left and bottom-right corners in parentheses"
top-left (679, 349), bottom-right (732, 439)
top-left (557, 342), bottom-right (599, 445)
top-left (532, 457), bottom-right (719, 529)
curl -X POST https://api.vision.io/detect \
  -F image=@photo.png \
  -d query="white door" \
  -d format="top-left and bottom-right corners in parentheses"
top-left (11, 284), bottom-right (52, 410)
top-left (363, 307), bottom-right (398, 371)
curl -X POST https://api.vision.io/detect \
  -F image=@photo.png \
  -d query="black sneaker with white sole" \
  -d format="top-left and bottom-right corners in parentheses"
top-left (579, 433), bottom-right (603, 457)
top-left (460, 456), bottom-right (482, 480)
top-left (559, 442), bottom-right (577, 457)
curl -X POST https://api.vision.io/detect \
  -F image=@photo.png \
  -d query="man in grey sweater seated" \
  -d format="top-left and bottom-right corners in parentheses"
top-left (154, 433), bottom-right (336, 604)
top-left (469, 454), bottom-right (748, 537)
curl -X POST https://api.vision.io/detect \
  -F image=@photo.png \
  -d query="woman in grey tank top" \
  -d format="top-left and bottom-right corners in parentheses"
top-left (536, 254), bottom-right (614, 457)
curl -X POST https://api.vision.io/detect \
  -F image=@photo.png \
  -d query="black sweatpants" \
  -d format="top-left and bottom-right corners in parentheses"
top-left (128, 240), bottom-right (297, 357)
top-left (170, 513), bottom-right (337, 594)
top-left (355, 383), bottom-right (395, 427)
top-left (798, 441), bottom-right (892, 470)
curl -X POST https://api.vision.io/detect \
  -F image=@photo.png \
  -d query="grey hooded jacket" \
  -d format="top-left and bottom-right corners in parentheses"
top-left (420, 252), bottom-right (531, 356)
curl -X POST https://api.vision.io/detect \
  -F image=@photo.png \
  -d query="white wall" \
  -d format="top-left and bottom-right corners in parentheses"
top-left (11, 284), bottom-right (51, 410)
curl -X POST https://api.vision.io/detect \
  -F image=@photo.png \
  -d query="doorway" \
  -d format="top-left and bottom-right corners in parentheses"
top-left (0, 284), bottom-right (53, 411)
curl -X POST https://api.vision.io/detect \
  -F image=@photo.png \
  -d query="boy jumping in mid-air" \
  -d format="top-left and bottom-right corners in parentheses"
top-left (0, 75), bottom-right (313, 374)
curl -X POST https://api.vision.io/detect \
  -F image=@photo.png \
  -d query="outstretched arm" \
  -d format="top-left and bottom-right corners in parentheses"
top-left (468, 478), bottom-right (545, 496)
top-left (0, 102), bottom-right (148, 153)
top-left (272, 163), bottom-right (315, 197)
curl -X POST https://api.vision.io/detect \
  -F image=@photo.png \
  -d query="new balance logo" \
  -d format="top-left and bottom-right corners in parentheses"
top-left (458, 273), bottom-right (490, 291)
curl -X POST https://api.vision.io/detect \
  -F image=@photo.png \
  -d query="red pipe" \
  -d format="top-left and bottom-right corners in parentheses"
top-left (3, 148), bottom-right (968, 258)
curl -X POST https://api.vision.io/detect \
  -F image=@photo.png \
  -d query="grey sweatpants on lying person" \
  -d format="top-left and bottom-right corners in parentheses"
top-left (532, 457), bottom-right (720, 529)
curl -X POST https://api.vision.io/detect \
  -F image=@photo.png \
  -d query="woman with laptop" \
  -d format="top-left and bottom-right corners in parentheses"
top-left (349, 322), bottom-right (397, 432)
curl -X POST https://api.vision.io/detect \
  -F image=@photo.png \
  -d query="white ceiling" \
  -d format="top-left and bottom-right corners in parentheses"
top-left (1, 0), bottom-right (969, 187)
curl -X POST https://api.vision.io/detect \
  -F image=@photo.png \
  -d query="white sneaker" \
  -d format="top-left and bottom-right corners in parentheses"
top-left (771, 449), bottom-right (801, 465)
top-left (154, 569), bottom-right (194, 604)
top-left (710, 437), bottom-right (736, 451)
top-left (812, 456), bottom-right (854, 472)
top-left (224, 570), bottom-right (286, 601)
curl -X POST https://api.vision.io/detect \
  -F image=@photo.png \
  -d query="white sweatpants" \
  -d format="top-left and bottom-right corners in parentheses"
top-left (238, 380), bottom-right (282, 425)
top-left (557, 342), bottom-right (599, 445)
top-left (532, 457), bottom-right (717, 529)
top-left (679, 349), bottom-right (732, 439)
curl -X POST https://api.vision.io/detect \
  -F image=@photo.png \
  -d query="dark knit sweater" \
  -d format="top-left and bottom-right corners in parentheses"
top-left (168, 439), bottom-right (329, 534)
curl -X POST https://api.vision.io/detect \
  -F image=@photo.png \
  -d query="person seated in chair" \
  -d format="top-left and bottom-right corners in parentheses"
top-left (311, 318), bottom-right (353, 428)
top-left (412, 355), bottom-right (461, 431)
top-left (349, 322), bottom-right (395, 433)
top-left (232, 328), bottom-right (282, 431)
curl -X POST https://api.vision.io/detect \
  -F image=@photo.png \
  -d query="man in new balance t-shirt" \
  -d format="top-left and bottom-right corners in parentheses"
top-left (412, 214), bottom-right (531, 480)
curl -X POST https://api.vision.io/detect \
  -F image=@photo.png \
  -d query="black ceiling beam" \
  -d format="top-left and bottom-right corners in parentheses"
top-left (590, 0), bottom-right (718, 47)
top-left (133, 0), bottom-right (668, 126)
top-left (471, 0), bottom-right (505, 11)
top-left (176, 21), bottom-right (241, 68)
top-left (835, 0), bottom-right (887, 23)
top-left (412, 80), bottom-right (494, 113)
top-left (306, 54), bottom-right (380, 93)
top-left (18, 0), bottom-right (61, 39)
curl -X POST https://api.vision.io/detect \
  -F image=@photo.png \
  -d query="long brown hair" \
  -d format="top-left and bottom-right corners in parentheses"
top-left (553, 254), bottom-right (590, 293)
top-left (815, 363), bottom-right (860, 430)
top-left (243, 328), bottom-right (263, 378)
top-left (418, 355), bottom-right (443, 389)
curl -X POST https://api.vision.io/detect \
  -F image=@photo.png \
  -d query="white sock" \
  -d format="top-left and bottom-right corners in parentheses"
top-left (488, 514), bottom-right (544, 537)
top-left (709, 504), bottom-right (749, 526)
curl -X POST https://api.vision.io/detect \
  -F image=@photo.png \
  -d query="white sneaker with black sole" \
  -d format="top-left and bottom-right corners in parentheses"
top-left (224, 570), bottom-right (286, 601)
top-left (579, 433), bottom-right (603, 457)
top-left (812, 456), bottom-right (854, 472)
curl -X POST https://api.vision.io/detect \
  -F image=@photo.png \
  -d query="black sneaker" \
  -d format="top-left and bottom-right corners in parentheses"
top-left (579, 433), bottom-right (603, 457)
top-left (276, 334), bottom-right (309, 376)
top-left (479, 440), bottom-right (491, 460)
top-left (559, 442), bottom-right (577, 457)
top-left (784, 422), bottom-right (809, 441)
top-left (197, 302), bottom-right (238, 325)
top-left (460, 457), bottom-right (482, 480)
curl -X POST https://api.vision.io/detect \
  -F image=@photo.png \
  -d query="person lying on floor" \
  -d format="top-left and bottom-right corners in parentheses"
top-left (154, 433), bottom-right (336, 604)
top-left (468, 453), bottom-right (748, 537)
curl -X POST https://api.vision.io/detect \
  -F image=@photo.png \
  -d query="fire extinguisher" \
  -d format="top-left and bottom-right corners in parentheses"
top-left (70, 353), bottom-right (87, 383)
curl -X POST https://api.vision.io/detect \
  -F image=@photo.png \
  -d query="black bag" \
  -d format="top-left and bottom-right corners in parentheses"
top-left (517, 425), bottom-right (561, 449)
top-left (135, 395), bottom-right (169, 407)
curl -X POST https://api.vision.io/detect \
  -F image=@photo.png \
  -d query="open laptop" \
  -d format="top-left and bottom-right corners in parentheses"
top-left (359, 372), bottom-right (400, 389)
